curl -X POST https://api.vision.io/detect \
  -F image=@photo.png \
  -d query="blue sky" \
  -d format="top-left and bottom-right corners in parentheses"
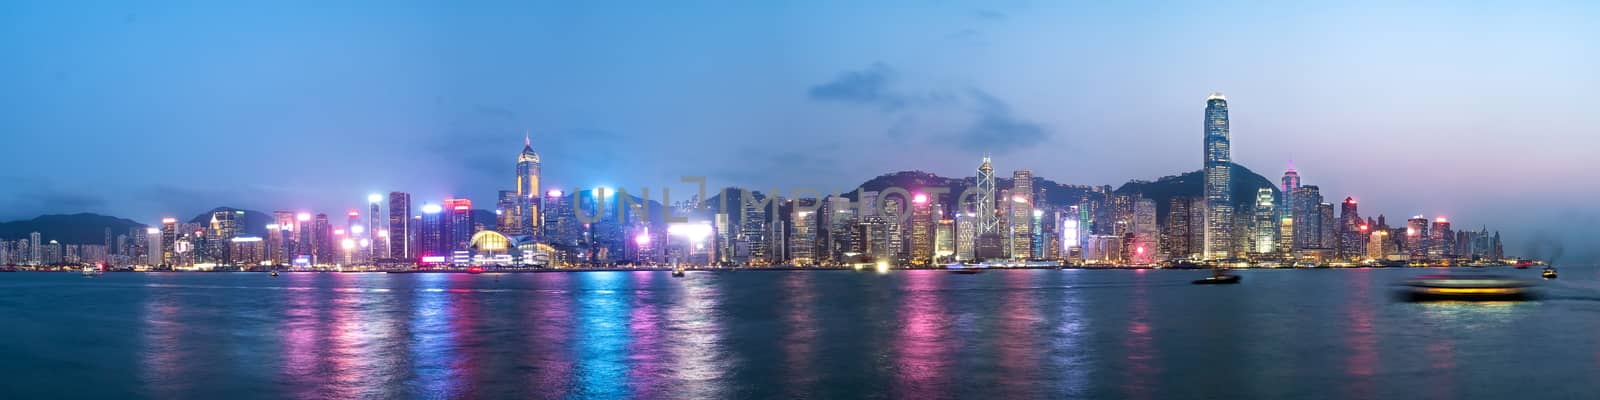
top-left (2, 0), bottom-right (1597, 260)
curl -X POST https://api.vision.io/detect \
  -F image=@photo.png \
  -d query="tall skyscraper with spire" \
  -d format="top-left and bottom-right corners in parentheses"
top-left (1202, 92), bottom-right (1233, 259)
top-left (515, 133), bottom-right (542, 236)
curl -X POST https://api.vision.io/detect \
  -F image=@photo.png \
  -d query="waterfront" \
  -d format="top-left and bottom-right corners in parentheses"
top-left (3, 267), bottom-right (1599, 399)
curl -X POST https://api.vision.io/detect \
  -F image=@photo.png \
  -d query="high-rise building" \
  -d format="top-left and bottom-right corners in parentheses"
top-left (1203, 92), bottom-right (1234, 259)
top-left (1317, 203), bottom-right (1335, 252)
top-left (909, 193), bottom-right (934, 266)
top-left (158, 219), bottom-right (176, 265)
top-left (1130, 197), bottom-right (1159, 264)
top-left (1430, 217), bottom-right (1453, 260)
top-left (1337, 197), bottom-right (1364, 259)
top-left (1292, 185), bottom-right (1324, 249)
top-left (1406, 216), bottom-right (1429, 259)
top-left (1009, 170), bottom-right (1034, 260)
top-left (1253, 189), bottom-right (1276, 254)
top-left (516, 135), bottom-right (542, 236)
top-left (976, 156), bottom-right (998, 236)
top-left (740, 191), bottom-right (770, 266)
top-left (367, 194), bottom-right (383, 258)
top-left (496, 190), bottom-right (519, 233)
top-left (1281, 164), bottom-right (1300, 223)
top-left (313, 213), bottom-right (332, 266)
top-left (419, 203), bottom-right (445, 258)
top-left (388, 192), bottom-right (412, 260)
top-left (1163, 197), bottom-right (1195, 260)
top-left (956, 213), bottom-right (976, 261)
top-left (444, 198), bottom-right (474, 253)
top-left (790, 201), bottom-right (817, 266)
top-left (935, 218), bottom-right (955, 263)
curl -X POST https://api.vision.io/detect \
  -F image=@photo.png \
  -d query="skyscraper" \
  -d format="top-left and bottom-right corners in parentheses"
top-left (159, 219), bottom-right (176, 265)
top-left (1163, 197), bottom-right (1195, 259)
top-left (444, 198), bottom-right (474, 253)
top-left (313, 213), bottom-right (332, 265)
top-left (1430, 217), bottom-right (1452, 260)
top-left (1406, 216), bottom-right (1429, 259)
top-left (388, 192), bottom-right (411, 260)
top-left (368, 194), bottom-right (383, 258)
top-left (1292, 186), bottom-right (1325, 249)
top-left (1009, 170), bottom-right (1034, 260)
top-left (1253, 188), bottom-right (1276, 253)
top-left (516, 134), bottom-right (542, 236)
top-left (976, 156), bottom-right (997, 235)
top-left (1338, 197), bottom-right (1364, 259)
top-left (909, 193), bottom-right (934, 266)
top-left (419, 203), bottom-right (444, 257)
top-left (1203, 92), bottom-right (1233, 259)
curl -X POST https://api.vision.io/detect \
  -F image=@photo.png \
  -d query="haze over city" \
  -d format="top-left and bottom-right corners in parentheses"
top-left (2, 0), bottom-right (1596, 261)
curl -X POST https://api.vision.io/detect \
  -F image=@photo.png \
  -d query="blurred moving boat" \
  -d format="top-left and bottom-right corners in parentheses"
top-left (81, 265), bottom-right (102, 278)
top-left (1542, 267), bottom-right (1557, 279)
top-left (1402, 274), bottom-right (1531, 301)
top-left (1193, 269), bottom-right (1241, 285)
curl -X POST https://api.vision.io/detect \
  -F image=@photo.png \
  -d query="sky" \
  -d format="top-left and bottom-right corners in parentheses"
top-left (2, 0), bottom-right (1597, 261)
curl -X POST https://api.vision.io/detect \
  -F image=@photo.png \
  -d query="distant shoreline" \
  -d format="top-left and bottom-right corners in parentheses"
top-left (0, 265), bottom-right (1532, 274)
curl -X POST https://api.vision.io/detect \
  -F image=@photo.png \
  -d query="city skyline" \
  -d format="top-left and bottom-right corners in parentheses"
top-left (2, 1), bottom-right (1596, 262)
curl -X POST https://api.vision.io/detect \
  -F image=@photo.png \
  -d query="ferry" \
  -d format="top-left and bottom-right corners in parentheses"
top-left (1401, 274), bottom-right (1531, 301)
top-left (1542, 267), bottom-right (1557, 279)
top-left (1192, 269), bottom-right (1241, 285)
top-left (82, 265), bottom-right (103, 278)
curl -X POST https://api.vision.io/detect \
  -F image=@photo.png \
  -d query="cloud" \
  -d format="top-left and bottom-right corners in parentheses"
top-left (0, 176), bottom-right (108, 221)
top-left (957, 89), bottom-right (1050, 154)
top-left (807, 63), bottom-right (909, 111)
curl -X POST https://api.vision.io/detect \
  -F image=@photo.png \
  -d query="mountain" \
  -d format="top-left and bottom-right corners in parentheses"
top-left (0, 213), bottom-right (147, 244)
top-left (1114, 162), bottom-right (1280, 224)
top-left (187, 207), bottom-right (274, 238)
top-left (698, 163), bottom-right (1276, 224)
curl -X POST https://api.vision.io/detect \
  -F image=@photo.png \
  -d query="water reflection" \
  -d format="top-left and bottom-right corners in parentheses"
top-left (780, 272), bottom-right (818, 396)
top-left (893, 271), bottom-right (951, 398)
top-left (526, 273), bottom-right (575, 396)
top-left (1344, 268), bottom-right (1378, 399)
top-left (997, 270), bottom-right (1043, 398)
top-left (140, 291), bottom-right (186, 398)
top-left (573, 272), bottom-right (632, 398)
top-left (664, 272), bottom-right (727, 399)
top-left (1122, 271), bottom-right (1158, 400)
top-left (409, 273), bottom-right (462, 398)
top-left (626, 271), bottom-right (669, 398)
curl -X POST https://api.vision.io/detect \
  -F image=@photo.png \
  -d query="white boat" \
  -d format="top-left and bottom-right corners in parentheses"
top-left (82, 265), bottom-right (103, 277)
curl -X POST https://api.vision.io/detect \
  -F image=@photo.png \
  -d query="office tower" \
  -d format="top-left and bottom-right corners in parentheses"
top-left (420, 203), bottom-right (444, 257)
top-left (935, 218), bottom-right (955, 263)
top-left (714, 212), bottom-right (732, 264)
top-left (1130, 197), bottom-right (1159, 264)
top-left (1338, 197), bottom-right (1364, 259)
top-left (1253, 189), bottom-right (1276, 254)
top-left (266, 223), bottom-right (285, 265)
top-left (1057, 206), bottom-right (1081, 261)
top-left (1292, 186), bottom-right (1324, 249)
top-left (1406, 216), bottom-right (1429, 259)
top-left (909, 193), bottom-right (934, 266)
top-left (976, 156), bottom-right (998, 235)
top-left (496, 190), bottom-right (519, 233)
top-left (1009, 170), bottom-right (1033, 260)
top-left (1368, 230), bottom-right (1393, 259)
top-left (824, 196), bottom-right (855, 263)
top-left (956, 214), bottom-right (976, 261)
top-left (1203, 92), bottom-right (1234, 259)
top-left (157, 219), bottom-right (176, 265)
top-left (1163, 197), bottom-right (1194, 259)
top-left (388, 192), bottom-right (411, 260)
top-left (740, 191), bottom-right (770, 266)
top-left (1281, 164), bottom-right (1300, 223)
top-left (516, 135), bottom-right (542, 236)
top-left (366, 194), bottom-right (383, 258)
top-left (444, 198), bottom-right (474, 252)
top-left (791, 200), bottom-right (817, 265)
top-left (884, 198), bottom-right (905, 263)
top-left (312, 214), bottom-right (332, 265)
top-left (1430, 217), bottom-right (1452, 260)
top-left (1317, 203), bottom-right (1335, 252)
top-left (272, 211), bottom-right (297, 259)
top-left (1112, 194), bottom-right (1134, 236)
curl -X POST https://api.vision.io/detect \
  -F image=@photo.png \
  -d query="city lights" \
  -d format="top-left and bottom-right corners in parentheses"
top-left (368, 193), bottom-right (383, 203)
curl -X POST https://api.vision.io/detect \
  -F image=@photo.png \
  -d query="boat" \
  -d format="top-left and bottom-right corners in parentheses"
top-left (1513, 259), bottom-right (1533, 269)
top-left (1542, 267), bottom-right (1557, 279)
top-left (671, 266), bottom-right (686, 277)
top-left (270, 270), bottom-right (280, 277)
top-left (1192, 274), bottom-right (1241, 284)
top-left (81, 265), bottom-right (102, 278)
top-left (1401, 274), bottom-right (1532, 301)
top-left (948, 268), bottom-right (984, 275)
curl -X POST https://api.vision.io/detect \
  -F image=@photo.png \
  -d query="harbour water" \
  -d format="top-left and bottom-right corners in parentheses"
top-left (3, 267), bottom-right (1599, 399)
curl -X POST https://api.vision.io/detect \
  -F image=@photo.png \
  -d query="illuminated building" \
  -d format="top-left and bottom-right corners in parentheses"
top-left (714, 212), bottom-right (732, 264)
top-left (387, 192), bottom-right (411, 260)
top-left (1292, 185), bottom-right (1324, 249)
top-left (1130, 197), bottom-right (1159, 263)
top-left (935, 218), bottom-right (955, 263)
top-left (419, 203), bottom-right (444, 258)
top-left (1202, 92), bottom-right (1234, 259)
top-left (956, 213), bottom-right (976, 261)
top-left (1058, 206), bottom-right (1081, 262)
top-left (515, 134), bottom-right (541, 236)
top-left (976, 156), bottom-right (998, 237)
top-left (313, 214), bottom-right (332, 266)
top-left (740, 190), bottom-right (770, 266)
top-left (1280, 163), bottom-right (1300, 229)
top-left (1430, 217), bottom-right (1452, 259)
top-left (444, 198), bottom-right (474, 253)
top-left (791, 201), bottom-right (817, 266)
top-left (265, 224), bottom-right (284, 265)
top-left (1317, 203), bottom-right (1335, 254)
top-left (1337, 197), bottom-right (1364, 259)
top-left (1279, 217), bottom-right (1295, 256)
top-left (1162, 197), bottom-right (1201, 260)
top-left (228, 237), bottom-right (264, 266)
top-left (883, 197), bottom-right (904, 263)
top-left (909, 193), bottom-right (933, 266)
top-left (496, 190), bottom-right (518, 233)
top-left (851, 216), bottom-right (890, 262)
top-left (1253, 189), bottom-right (1276, 254)
top-left (1368, 230), bottom-right (1394, 259)
top-left (1009, 170), bottom-right (1034, 260)
top-left (367, 194), bottom-right (383, 259)
top-left (159, 219), bottom-right (176, 265)
top-left (1406, 216), bottom-right (1429, 259)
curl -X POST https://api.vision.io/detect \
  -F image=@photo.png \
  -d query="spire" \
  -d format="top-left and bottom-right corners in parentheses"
top-left (524, 129), bottom-right (531, 148)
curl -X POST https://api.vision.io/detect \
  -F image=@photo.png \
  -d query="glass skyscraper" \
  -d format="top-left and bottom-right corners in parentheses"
top-left (1203, 92), bottom-right (1233, 259)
